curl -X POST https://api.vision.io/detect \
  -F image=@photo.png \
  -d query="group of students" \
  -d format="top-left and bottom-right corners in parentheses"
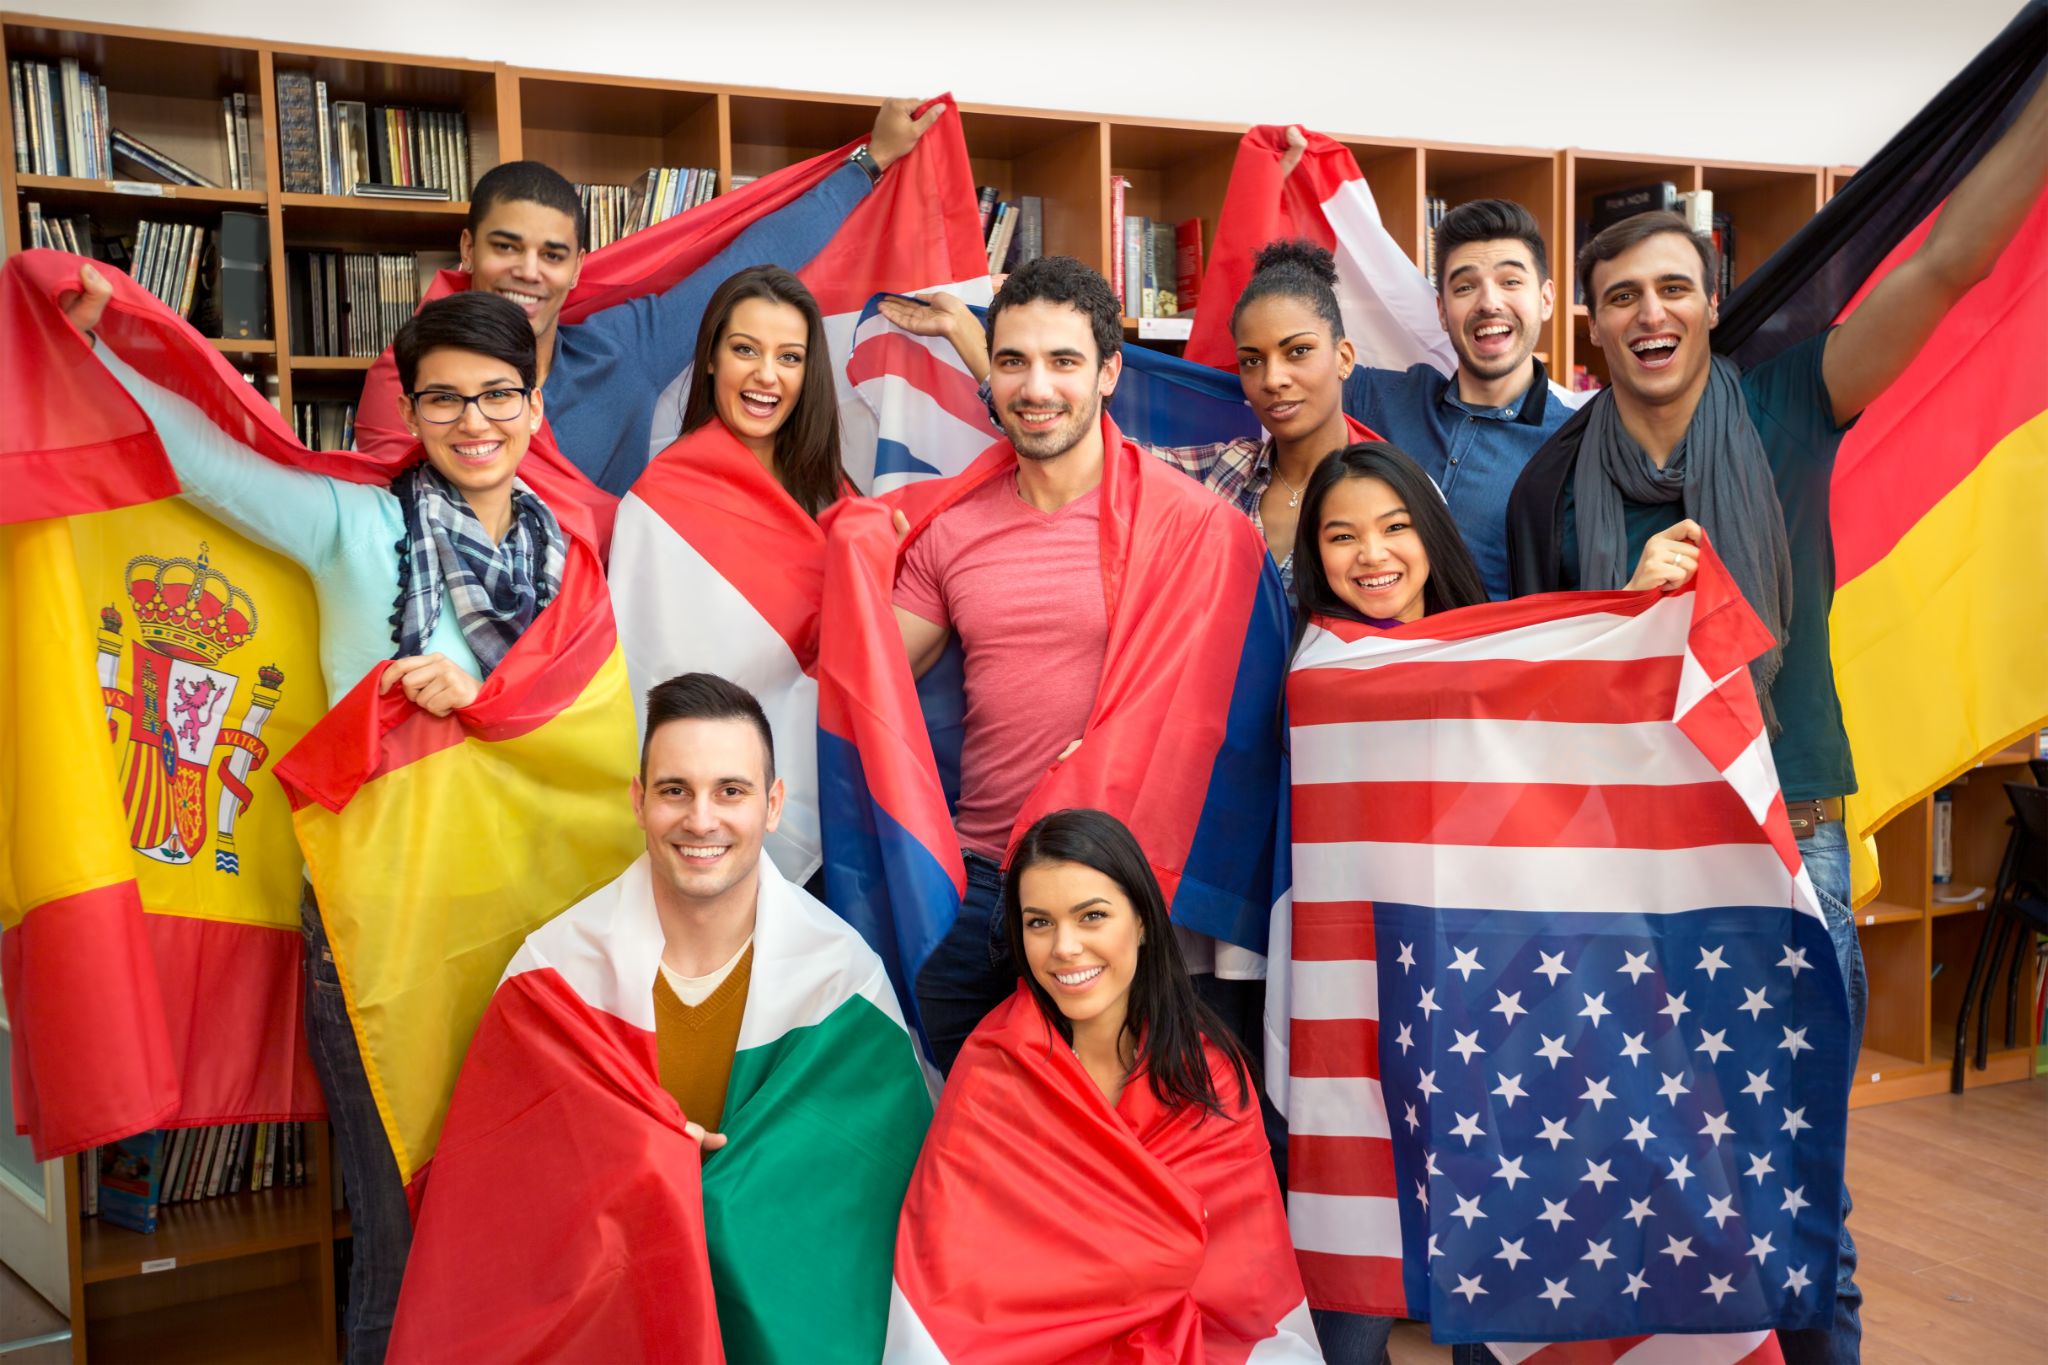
top-left (52, 73), bottom-right (2048, 1365)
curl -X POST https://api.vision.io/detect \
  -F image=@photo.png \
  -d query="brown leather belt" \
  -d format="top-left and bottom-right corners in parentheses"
top-left (1785, 797), bottom-right (1844, 840)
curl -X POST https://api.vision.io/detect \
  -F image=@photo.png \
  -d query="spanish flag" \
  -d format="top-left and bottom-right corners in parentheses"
top-left (1713, 0), bottom-right (2048, 904)
top-left (1, 252), bottom-right (326, 1157)
top-left (273, 507), bottom-right (641, 1188)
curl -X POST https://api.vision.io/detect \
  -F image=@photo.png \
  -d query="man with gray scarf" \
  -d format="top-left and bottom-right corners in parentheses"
top-left (1500, 71), bottom-right (2047, 1365)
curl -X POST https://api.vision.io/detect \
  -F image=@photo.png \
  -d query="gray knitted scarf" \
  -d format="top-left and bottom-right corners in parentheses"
top-left (1573, 355), bottom-right (1792, 733)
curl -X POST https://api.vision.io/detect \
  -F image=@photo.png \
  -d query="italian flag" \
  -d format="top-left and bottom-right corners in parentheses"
top-left (390, 853), bottom-right (932, 1363)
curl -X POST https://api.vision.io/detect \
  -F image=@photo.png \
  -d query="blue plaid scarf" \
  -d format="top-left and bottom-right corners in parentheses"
top-left (390, 464), bottom-right (566, 677)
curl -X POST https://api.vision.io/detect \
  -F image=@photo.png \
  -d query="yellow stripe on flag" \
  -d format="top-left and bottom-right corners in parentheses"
top-left (293, 645), bottom-right (642, 1180)
top-left (1832, 410), bottom-right (2048, 905)
top-left (1, 518), bottom-right (134, 924)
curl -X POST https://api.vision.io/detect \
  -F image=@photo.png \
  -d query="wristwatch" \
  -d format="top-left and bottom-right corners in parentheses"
top-left (849, 143), bottom-right (883, 185)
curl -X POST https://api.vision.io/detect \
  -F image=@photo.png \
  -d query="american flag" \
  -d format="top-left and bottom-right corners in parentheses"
top-left (1268, 549), bottom-right (1852, 1359)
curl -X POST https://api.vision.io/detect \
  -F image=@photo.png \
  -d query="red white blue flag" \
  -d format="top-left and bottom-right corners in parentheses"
top-left (1272, 545), bottom-right (1847, 1358)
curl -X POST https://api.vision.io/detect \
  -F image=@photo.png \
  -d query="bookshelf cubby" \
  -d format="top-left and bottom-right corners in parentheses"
top-left (514, 71), bottom-right (723, 193)
top-left (59, 1124), bottom-right (339, 1363)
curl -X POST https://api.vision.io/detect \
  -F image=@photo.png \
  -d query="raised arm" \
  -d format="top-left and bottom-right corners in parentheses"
top-left (604, 98), bottom-right (945, 385)
top-left (1821, 76), bottom-right (2048, 425)
top-left (63, 266), bottom-right (353, 571)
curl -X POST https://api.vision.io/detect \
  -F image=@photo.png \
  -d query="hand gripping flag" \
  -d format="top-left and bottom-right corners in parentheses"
top-left (1185, 123), bottom-right (1456, 376)
top-left (816, 415), bottom-right (1292, 1057)
top-left (1272, 544), bottom-right (1848, 1357)
top-left (2, 251), bottom-right (328, 1157)
top-left (356, 98), bottom-right (991, 542)
top-left (883, 986), bottom-right (1320, 1363)
top-left (609, 103), bottom-right (990, 882)
top-left (1713, 1), bottom-right (2048, 906)
top-left (273, 509), bottom-right (642, 1188)
top-left (390, 853), bottom-right (929, 1364)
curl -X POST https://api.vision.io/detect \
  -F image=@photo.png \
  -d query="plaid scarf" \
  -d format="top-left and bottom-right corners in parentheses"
top-left (390, 464), bottom-right (567, 677)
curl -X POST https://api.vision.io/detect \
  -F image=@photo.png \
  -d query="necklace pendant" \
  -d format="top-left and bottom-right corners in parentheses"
top-left (1289, 489), bottom-right (1301, 509)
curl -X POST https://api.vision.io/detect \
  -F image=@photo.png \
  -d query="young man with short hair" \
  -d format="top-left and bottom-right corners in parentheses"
top-left (1340, 196), bottom-right (1570, 600)
top-left (1503, 77), bottom-right (2047, 1365)
top-left (890, 255), bottom-right (1284, 1072)
top-left (356, 99), bottom-right (942, 495)
top-left (394, 672), bottom-right (928, 1362)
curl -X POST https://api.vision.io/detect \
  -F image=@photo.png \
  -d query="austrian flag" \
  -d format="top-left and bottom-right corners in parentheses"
top-left (1272, 545), bottom-right (1853, 1352)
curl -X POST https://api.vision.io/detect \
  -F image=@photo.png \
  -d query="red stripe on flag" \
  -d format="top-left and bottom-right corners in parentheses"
top-left (1288, 1133), bottom-right (1397, 1196)
top-left (1290, 656), bottom-right (1683, 727)
top-left (1, 883), bottom-right (178, 1159)
top-left (1294, 1250), bottom-right (1406, 1318)
top-left (1290, 780), bottom-right (1773, 850)
top-left (1309, 585), bottom-right (1666, 647)
top-left (145, 913), bottom-right (324, 1127)
top-left (1288, 899), bottom-right (1379, 961)
top-left (1677, 664), bottom-right (1770, 775)
top-left (845, 330), bottom-right (993, 434)
top-left (1289, 1017), bottom-right (1383, 1077)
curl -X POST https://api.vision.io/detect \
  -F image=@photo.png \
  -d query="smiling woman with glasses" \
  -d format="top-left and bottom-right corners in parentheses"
top-left (61, 275), bottom-right (570, 1365)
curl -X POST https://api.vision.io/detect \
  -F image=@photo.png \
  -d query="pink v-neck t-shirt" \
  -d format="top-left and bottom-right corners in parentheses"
top-left (895, 474), bottom-right (1108, 860)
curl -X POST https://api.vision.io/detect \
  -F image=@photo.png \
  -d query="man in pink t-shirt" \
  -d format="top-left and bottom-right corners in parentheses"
top-left (892, 256), bottom-right (1129, 1071)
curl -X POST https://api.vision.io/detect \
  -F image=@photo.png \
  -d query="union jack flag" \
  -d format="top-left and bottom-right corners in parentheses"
top-left (1269, 546), bottom-right (1852, 1359)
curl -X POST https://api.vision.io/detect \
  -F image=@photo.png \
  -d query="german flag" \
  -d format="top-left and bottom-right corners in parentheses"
top-left (1714, 0), bottom-right (2048, 904)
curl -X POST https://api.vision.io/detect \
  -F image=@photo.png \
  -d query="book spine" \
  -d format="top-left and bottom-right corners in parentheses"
top-left (277, 73), bottom-right (319, 194)
top-left (975, 185), bottom-right (997, 237)
top-left (235, 92), bottom-right (254, 191)
top-left (58, 58), bottom-right (80, 179)
top-left (1140, 220), bottom-right (1157, 318)
top-left (25, 199), bottom-right (43, 250)
top-left (1123, 214), bottom-right (1144, 319)
top-left (94, 78), bottom-right (109, 179)
top-left (454, 111), bottom-right (469, 197)
top-left (35, 62), bottom-right (58, 178)
top-left (9, 63), bottom-right (26, 174)
top-left (1109, 176), bottom-right (1128, 308)
top-left (314, 80), bottom-right (333, 195)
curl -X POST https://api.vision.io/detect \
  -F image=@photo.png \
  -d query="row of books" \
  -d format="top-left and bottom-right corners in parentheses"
top-left (1109, 177), bottom-right (1203, 321)
top-left (973, 187), bottom-right (1044, 275)
top-left (294, 400), bottom-right (359, 451)
top-left (85, 1122), bottom-right (312, 1236)
top-left (1422, 195), bottom-right (1449, 289)
top-left (9, 56), bottom-right (109, 179)
top-left (277, 72), bottom-right (470, 200)
top-left (575, 167), bottom-right (718, 251)
top-left (286, 249), bottom-right (422, 358)
top-left (24, 204), bottom-right (215, 319)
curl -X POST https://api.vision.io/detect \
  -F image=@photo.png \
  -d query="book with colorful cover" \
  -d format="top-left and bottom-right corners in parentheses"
top-left (97, 1131), bottom-right (166, 1234)
top-left (1175, 218), bottom-right (1204, 312)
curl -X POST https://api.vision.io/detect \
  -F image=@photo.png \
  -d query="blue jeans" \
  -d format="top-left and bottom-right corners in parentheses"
top-left (914, 852), bottom-right (1013, 1074)
top-left (1313, 1308), bottom-right (1393, 1364)
top-left (1779, 820), bottom-right (1864, 1365)
top-left (303, 892), bottom-right (412, 1365)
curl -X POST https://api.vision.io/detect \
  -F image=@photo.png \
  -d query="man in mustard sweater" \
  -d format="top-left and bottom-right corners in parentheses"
top-left (395, 673), bottom-right (931, 1362)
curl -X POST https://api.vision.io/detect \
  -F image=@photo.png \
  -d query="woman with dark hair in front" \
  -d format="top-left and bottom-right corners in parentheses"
top-left (609, 265), bottom-right (853, 891)
top-left (62, 269), bottom-right (572, 1364)
top-left (1284, 440), bottom-right (1485, 1365)
top-left (883, 808), bottom-right (1321, 1362)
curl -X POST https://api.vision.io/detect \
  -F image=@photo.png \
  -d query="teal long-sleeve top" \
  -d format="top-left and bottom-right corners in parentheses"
top-left (99, 348), bottom-right (478, 701)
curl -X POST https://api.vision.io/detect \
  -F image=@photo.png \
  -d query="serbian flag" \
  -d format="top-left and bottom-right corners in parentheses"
top-left (1, 252), bottom-right (328, 1157)
top-left (391, 853), bottom-right (929, 1363)
top-left (1713, 1), bottom-right (2048, 905)
top-left (355, 98), bottom-right (988, 546)
top-left (273, 501), bottom-right (642, 1186)
top-left (1185, 124), bottom-right (1455, 376)
top-left (608, 106), bottom-right (988, 881)
top-left (884, 986), bottom-right (1320, 1363)
top-left (1273, 545), bottom-right (1845, 1359)
top-left (817, 414), bottom-right (1291, 1057)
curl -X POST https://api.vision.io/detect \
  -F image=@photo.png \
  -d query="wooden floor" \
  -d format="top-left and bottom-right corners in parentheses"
top-left (4, 1083), bottom-right (2042, 1363)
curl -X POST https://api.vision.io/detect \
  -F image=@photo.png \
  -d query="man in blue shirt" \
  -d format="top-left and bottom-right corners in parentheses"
top-left (1342, 197), bottom-right (1572, 599)
top-left (356, 97), bottom-right (942, 496)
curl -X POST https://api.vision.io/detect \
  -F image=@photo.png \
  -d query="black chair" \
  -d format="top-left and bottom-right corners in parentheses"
top-left (1951, 781), bottom-right (2048, 1091)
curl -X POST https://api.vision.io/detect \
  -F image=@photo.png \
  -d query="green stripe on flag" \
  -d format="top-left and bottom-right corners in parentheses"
top-left (703, 991), bottom-right (931, 1363)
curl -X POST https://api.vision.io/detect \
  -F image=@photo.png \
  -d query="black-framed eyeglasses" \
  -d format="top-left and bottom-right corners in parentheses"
top-left (407, 387), bottom-right (532, 424)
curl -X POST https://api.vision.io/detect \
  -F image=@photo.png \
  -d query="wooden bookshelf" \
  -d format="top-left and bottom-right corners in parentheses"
top-left (60, 1124), bottom-right (338, 1363)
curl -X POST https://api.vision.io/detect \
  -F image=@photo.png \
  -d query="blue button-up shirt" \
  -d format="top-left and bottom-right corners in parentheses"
top-left (1342, 359), bottom-right (1573, 600)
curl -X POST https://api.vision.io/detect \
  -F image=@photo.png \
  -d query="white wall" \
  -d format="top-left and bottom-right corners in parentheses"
top-left (33, 0), bottom-right (2025, 166)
